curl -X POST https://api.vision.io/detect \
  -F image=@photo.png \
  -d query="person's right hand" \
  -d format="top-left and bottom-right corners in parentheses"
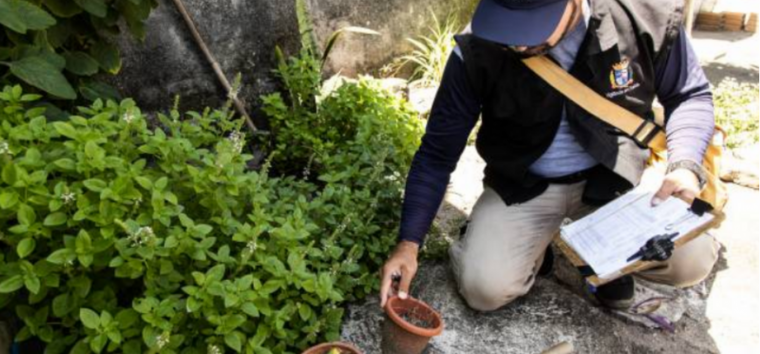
top-left (380, 240), bottom-right (420, 308)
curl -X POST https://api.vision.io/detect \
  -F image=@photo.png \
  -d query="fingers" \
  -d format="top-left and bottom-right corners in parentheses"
top-left (675, 186), bottom-right (698, 203)
top-left (398, 267), bottom-right (413, 300)
top-left (379, 266), bottom-right (394, 308)
top-left (652, 178), bottom-right (677, 206)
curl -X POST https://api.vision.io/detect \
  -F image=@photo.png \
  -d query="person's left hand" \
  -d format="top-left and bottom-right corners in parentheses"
top-left (651, 168), bottom-right (701, 206)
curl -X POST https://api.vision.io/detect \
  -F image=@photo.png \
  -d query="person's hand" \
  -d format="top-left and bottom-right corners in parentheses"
top-left (651, 168), bottom-right (701, 206)
top-left (380, 241), bottom-right (419, 308)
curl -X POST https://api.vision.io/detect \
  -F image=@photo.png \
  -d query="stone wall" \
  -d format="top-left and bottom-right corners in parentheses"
top-left (111, 0), bottom-right (478, 121)
top-left (306, 0), bottom-right (477, 76)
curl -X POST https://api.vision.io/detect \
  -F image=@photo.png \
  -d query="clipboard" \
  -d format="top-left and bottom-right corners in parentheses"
top-left (553, 197), bottom-right (725, 287)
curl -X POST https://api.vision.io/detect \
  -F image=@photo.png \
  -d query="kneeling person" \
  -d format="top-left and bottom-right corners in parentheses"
top-left (380, 0), bottom-right (719, 311)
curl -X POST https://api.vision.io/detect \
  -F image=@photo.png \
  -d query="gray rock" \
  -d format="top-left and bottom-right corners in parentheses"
top-left (722, 144), bottom-right (759, 190)
top-left (341, 262), bottom-right (720, 354)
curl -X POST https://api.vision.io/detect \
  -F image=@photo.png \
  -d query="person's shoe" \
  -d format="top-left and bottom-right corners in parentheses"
top-left (594, 275), bottom-right (635, 310)
top-left (537, 247), bottom-right (554, 277)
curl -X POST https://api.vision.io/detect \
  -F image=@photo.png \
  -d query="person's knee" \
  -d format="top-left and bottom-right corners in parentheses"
top-left (665, 257), bottom-right (717, 288)
top-left (458, 272), bottom-right (529, 312)
top-left (662, 239), bottom-right (719, 288)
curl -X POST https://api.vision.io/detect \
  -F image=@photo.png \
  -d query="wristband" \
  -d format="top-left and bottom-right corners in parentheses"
top-left (667, 160), bottom-right (707, 191)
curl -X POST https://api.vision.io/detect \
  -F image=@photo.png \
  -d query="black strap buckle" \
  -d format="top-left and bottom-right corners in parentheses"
top-left (631, 120), bottom-right (661, 148)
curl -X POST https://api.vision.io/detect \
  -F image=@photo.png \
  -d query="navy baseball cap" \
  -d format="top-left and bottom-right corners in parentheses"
top-left (472, 0), bottom-right (570, 46)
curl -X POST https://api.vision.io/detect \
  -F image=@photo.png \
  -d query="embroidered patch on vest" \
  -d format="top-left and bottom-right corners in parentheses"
top-left (606, 58), bottom-right (641, 99)
top-left (610, 59), bottom-right (634, 89)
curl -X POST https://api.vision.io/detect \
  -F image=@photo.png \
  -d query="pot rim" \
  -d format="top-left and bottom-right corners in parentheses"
top-left (301, 341), bottom-right (363, 354)
top-left (384, 296), bottom-right (444, 337)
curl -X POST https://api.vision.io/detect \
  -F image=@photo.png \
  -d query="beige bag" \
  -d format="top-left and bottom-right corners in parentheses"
top-left (522, 56), bottom-right (728, 211)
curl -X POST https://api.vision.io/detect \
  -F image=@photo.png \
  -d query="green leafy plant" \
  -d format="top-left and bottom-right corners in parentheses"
top-left (0, 0), bottom-right (158, 101)
top-left (713, 77), bottom-right (759, 149)
top-left (388, 11), bottom-right (461, 87)
top-left (1, 45), bottom-right (421, 352)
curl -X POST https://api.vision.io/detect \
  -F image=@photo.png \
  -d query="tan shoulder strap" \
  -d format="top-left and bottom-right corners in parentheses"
top-left (522, 56), bottom-right (667, 151)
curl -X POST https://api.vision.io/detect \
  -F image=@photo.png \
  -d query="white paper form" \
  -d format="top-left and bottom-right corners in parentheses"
top-left (560, 184), bottom-right (715, 280)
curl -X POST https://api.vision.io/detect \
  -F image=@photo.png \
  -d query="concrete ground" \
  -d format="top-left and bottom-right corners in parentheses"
top-left (692, 29), bottom-right (759, 354)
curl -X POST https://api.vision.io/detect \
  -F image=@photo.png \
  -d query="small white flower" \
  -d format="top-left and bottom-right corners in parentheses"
top-left (61, 192), bottom-right (76, 204)
top-left (246, 240), bottom-right (257, 254)
top-left (128, 226), bottom-right (155, 247)
top-left (122, 111), bottom-right (136, 123)
top-left (139, 227), bottom-right (154, 237)
top-left (156, 332), bottom-right (170, 349)
top-left (208, 344), bottom-right (222, 354)
top-left (227, 87), bottom-right (239, 101)
top-left (0, 142), bottom-right (11, 155)
top-left (227, 131), bottom-right (245, 154)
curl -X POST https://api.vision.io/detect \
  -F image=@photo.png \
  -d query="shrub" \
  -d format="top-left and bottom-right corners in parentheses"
top-left (262, 52), bottom-right (424, 267)
top-left (712, 78), bottom-right (759, 149)
top-left (0, 0), bottom-right (157, 101)
top-left (0, 69), bottom-right (422, 354)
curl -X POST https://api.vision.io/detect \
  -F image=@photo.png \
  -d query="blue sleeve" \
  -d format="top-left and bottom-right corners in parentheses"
top-left (398, 51), bottom-right (481, 245)
top-left (656, 28), bottom-right (715, 165)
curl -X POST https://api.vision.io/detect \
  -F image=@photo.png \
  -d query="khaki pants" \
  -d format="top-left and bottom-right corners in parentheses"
top-left (449, 173), bottom-right (720, 312)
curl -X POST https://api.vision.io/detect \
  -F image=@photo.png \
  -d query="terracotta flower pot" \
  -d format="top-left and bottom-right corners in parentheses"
top-left (381, 296), bottom-right (444, 354)
top-left (301, 342), bottom-right (362, 354)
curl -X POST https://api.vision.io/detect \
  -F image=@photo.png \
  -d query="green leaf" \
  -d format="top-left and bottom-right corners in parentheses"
top-left (46, 248), bottom-right (75, 265)
top-left (134, 176), bottom-right (152, 190)
top-left (43, 0), bottom-right (84, 18)
top-left (154, 176), bottom-right (168, 190)
top-left (24, 275), bottom-right (40, 294)
top-left (63, 51), bottom-right (100, 76)
top-left (79, 81), bottom-right (121, 101)
top-left (75, 230), bottom-right (92, 253)
top-left (115, 309), bottom-right (139, 329)
top-left (195, 224), bottom-right (213, 236)
top-left (0, 192), bottom-right (19, 209)
top-left (90, 333), bottom-right (107, 353)
top-left (83, 179), bottom-right (107, 192)
top-left (2, 163), bottom-right (17, 185)
top-left (8, 56), bottom-right (76, 99)
top-left (44, 212), bottom-right (68, 226)
top-left (53, 122), bottom-right (78, 139)
top-left (74, 0), bottom-right (107, 18)
top-left (241, 302), bottom-right (259, 317)
top-left (79, 308), bottom-right (100, 329)
top-left (17, 204), bottom-right (36, 226)
top-left (206, 264), bottom-right (226, 283)
top-left (90, 41), bottom-right (121, 74)
top-left (0, 0), bottom-right (57, 34)
top-left (85, 141), bottom-right (104, 159)
top-left (298, 304), bottom-right (313, 321)
top-left (17, 238), bottom-right (36, 258)
top-left (0, 275), bottom-right (24, 293)
top-left (70, 340), bottom-right (89, 354)
top-left (52, 293), bottom-right (73, 317)
top-left (164, 236), bottom-right (178, 248)
top-left (224, 332), bottom-right (243, 353)
top-left (53, 158), bottom-right (76, 171)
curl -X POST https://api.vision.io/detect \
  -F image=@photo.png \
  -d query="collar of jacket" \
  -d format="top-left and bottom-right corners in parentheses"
top-left (585, 0), bottom-right (616, 56)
